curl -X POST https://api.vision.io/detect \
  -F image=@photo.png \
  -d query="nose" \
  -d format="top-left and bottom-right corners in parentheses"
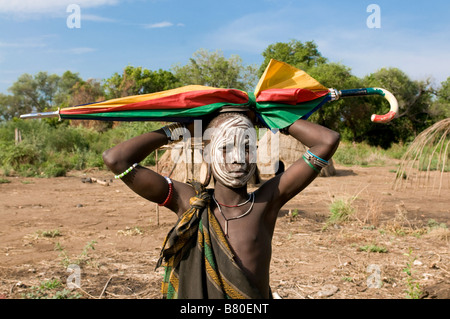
top-left (230, 144), bottom-right (245, 164)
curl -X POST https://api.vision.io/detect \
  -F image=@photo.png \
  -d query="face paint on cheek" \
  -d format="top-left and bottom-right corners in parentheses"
top-left (212, 160), bottom-right (256, 188)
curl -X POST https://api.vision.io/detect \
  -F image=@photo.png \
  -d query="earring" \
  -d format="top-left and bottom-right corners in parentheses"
top-left (199, 161), bottom-right (211, 187)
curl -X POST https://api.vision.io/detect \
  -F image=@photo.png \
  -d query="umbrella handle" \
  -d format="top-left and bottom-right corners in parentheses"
top-left (331, 88), bottom-right (398, 123)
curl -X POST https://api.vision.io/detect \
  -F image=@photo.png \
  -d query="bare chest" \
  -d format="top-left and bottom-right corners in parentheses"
top-left (210, 202), bottom-right (276, 264)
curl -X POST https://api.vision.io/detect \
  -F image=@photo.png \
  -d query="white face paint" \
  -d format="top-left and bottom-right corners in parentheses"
top-left (209, 116), bottom-right (257, 188)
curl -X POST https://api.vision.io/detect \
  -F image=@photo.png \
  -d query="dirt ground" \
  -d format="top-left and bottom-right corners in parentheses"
top-left (0, 164), bottom-right (449, 299)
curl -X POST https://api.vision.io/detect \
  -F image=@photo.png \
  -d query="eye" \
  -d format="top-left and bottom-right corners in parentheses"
top-left (221, 144), bottom-right (230, 155)
top-left (244, 139), bottom-right (253, 151)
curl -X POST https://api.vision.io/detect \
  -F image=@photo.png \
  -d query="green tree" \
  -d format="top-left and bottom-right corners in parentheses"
top-left (0, 93), bottom-right (22, 121)
top-left (173, 49), bottom-right (258, 91)
top-left (68, 79), bottom-right (110, 131)
top-left (0, 71), bottom-right (86, 120)
top-left (8, 72), bottom-right (60, 113)
top-left (431, 77), bottom-right (450, 119)
top-left (258, 40), bottom-right (327, 77)
top-left (53, 71), bottom-right (83, 108)
top-left (103, 66), bottom-right (179, 99)
top-left (70, 79), bottom-right (105, 106)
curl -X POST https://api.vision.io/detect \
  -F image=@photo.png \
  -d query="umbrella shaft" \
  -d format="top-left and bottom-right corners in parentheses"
top-left (339, 88), bottom-right (371, 97)
top-left (20, 111), bottom-right (60, 120)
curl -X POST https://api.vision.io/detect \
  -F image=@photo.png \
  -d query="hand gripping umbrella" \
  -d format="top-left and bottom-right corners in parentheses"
top-left (20, 59), bottom-right (398, 129)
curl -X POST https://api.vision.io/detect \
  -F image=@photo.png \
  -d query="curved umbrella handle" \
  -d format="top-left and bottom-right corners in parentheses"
top-left (332, 88), bottom-right (398, 123)
top-left (368, 88), bottom-right (398, 123)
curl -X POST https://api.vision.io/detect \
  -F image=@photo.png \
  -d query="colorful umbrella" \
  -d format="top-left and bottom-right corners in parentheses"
top-left (20, 59), bottom-right (398, 129)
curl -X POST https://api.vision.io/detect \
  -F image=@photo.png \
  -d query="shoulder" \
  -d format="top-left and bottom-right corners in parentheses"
top-left (253, 175), bottom-right (282, 209)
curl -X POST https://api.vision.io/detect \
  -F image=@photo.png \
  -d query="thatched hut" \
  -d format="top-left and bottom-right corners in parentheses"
top-left (257, 130), bottom-right (336, 178)
top-left (394, 118), bottom-right (450, 194)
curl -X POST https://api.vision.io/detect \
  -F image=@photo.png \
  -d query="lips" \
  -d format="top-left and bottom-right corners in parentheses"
top-left (228, 170), bottom-right (247, 176)
top-left (227, 165), bottom-right (248, 173)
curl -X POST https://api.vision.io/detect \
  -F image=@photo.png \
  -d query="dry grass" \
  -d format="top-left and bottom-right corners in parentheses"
top-left (358, 197), bottom-right (383, 227)
top-left (425, 227), bottom-right (450, 242)
top-left (382, 202), bottom-right (426, 237)
top-left (325, 184), bottom-right (384, 228)
top-left (395, 118), bottom-right (450, 194)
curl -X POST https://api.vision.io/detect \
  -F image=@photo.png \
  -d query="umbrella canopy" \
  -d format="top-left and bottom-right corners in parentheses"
top-left (20, 59), bottom-right (397, 128)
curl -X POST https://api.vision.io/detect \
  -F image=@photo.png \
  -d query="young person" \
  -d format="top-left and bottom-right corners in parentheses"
top-left (102, 111), bottom-right (340, 299)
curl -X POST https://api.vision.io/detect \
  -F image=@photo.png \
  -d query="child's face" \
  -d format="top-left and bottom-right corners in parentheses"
top-left (208, 115), bottom-right (257, 188)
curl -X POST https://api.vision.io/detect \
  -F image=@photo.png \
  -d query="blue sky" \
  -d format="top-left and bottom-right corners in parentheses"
top-left (0, 0), bottom-right (449, 94)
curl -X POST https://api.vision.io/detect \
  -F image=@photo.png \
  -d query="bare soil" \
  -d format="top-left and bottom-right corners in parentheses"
top-left (1, 164), bottom-right (449, 299)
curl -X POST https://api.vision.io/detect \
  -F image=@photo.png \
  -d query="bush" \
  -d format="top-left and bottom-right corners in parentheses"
top-left (42, 162), bottom-right (67, 177)
top-left (333, 142), bottom-right (377, 166)
top-left (0, 141), bottom-right (40, 168)
top-left (0, 119), bottom-right (163, 177)
top-left (333, 141), bottom-right (408, 167)
top-left (328, 198), bottom-right (355, 224)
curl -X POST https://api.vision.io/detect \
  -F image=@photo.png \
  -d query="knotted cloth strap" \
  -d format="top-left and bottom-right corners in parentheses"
top-left (156, 180), bottom-right (209, 270)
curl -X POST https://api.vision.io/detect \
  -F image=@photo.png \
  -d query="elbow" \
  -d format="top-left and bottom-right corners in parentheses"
top-left (328, 131), bottom-right (341, 148)
top-left (323, 130), bottom-right (341, 157)
top-left (102, 148), bottom-right (120, 172)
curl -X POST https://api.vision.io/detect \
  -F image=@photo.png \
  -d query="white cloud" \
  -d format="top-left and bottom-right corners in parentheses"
top-left (0, 41), bottom-right (43, 48)
top-left (45, 47), bottom-right (97, 55)
top-left (0, 0), bottom-right (118, 13)
top-left (67, 47), bottom-right (97, 54)
top-left (144, 21), bottom-right (174, 29)
top-left (0, 0), bottom-right (119, 19)
top-left (143, 21), bottom-right (185, 29)
top-left (0, 35), bottom-right (54, 48)
top-left (82, 14), bottom-right (117, 23)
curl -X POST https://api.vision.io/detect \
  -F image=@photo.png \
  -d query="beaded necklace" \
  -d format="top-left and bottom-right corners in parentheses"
top-left (213, 193), bottom-right (252, 207)
top-left (212, 192), bottom-right (255, 237)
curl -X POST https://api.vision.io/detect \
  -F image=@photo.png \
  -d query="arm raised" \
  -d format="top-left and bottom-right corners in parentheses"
top-left (262, 119), bottom-right (340, 210)
top-left (102, 124), bottom-right (196, 215)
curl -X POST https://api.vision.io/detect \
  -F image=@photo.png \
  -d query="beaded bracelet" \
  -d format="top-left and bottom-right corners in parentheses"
top-left (159, 177), bottom-right (173, 207)
top-left (302, 155), bottom-right (321, 173)
top-left (114, 163), bottom-right (138, 179)
top-left (306, 150), bottom-right (329, 164)
top-left (304, 150), bottom-right (329, 169)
